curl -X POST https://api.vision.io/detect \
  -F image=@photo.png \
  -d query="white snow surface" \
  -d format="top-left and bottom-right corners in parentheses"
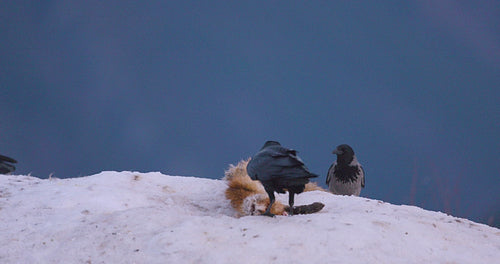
top-left (1, 172), bottom-right (499, 264)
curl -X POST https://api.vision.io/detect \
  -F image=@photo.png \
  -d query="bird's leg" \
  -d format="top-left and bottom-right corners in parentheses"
top-left (263, 190), bottom-right (276, 217)
top-left (288, 191), bottom-right (295, 216)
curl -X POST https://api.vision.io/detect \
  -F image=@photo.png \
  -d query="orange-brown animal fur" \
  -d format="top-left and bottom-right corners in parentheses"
top-left (224, 158), bottom-right (326, 216)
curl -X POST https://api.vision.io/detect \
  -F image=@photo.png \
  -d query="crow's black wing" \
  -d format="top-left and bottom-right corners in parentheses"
top-left (326, 162), bottom-right (336, 185)
top-left (247, 145), bottom-right (317, 183)
top-left (269, 151), bottom-right (304, 169)
top-left (360, 165), bottom-right (365, 188)
top-left (0, 154), bottom-right (17, 174)
top-left (268, 146), bottom-right (317, 178)
top-left (0, 154), bottom-right (17, 164)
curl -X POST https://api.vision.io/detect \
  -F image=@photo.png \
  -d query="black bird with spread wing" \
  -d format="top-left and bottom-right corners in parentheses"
top-left (246, 141), bottom-right (318, 217)
top-left (0, 154), bottom-right (17, 174)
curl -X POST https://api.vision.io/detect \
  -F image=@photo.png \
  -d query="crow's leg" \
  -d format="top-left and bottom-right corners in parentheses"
top-left (262, 190), bottom-right (276, 217)
top-left (288, 191), bottom-right (295, 216)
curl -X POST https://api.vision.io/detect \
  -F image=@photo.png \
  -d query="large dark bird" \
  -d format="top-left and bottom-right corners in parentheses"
top-left (0, 154), bottom-right (17, 174)
top-left (246, 141), bottom-right (318, 217)
top-left (326, 144), bottom-right (365, 196)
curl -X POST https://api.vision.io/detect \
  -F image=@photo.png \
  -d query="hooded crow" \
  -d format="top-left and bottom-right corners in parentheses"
top-left (326, 144), bottom-right (364, 196)
top-left (0, 154), bottom-right (17, 174)
top-left (246, 141), bottom-right (318, 217)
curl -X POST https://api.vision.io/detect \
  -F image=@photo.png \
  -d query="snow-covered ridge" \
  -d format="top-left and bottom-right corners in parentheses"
top-left (1, 172), bottom-right (499, 263)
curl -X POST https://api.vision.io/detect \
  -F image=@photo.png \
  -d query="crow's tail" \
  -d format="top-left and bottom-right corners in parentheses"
top-left (286, 202), bottom-right (325, 215)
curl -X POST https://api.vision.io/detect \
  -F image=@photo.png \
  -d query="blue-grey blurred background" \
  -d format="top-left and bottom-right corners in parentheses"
top-left (1, 1), bottom-right (499, 227)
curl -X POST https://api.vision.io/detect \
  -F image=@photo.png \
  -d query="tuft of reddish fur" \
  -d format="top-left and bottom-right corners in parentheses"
top-left (304, 181), bottom-right (327, 192)
top-left (224, 159), bottom-right (326, 217)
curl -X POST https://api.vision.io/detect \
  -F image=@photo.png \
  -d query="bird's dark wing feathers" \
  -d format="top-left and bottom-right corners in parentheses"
top-left (266, 158), bottom-right (315, 178)
top-left (361, 166), bottom-right (365, 187)
top-left (0, 155), bottom-right (17, 164)
top-left (269, 147), bottom-right (300, 160)
top-left (326, 163), bottom-right (335, 185)
top-left (0, 154), bottom-right (17, 174)
top-left (0, 163), bottom-right (15, 174)
top-left (269, 154), bottom-right (304, 168)
top-left (248, 143), bottom-right (318, 196)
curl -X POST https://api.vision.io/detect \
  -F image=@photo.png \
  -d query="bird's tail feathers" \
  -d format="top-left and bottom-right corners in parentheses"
top-left (0, 154), bottom-right (17, 163)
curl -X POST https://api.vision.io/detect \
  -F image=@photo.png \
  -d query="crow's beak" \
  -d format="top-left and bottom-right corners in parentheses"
top-left (332, 149), bottom-right (343, 155)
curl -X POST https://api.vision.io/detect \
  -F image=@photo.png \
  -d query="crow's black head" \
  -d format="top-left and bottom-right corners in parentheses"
top-left (332, 144), bottom-right (355, 165)
top-left (262, 141), bottom-right (281, 149)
